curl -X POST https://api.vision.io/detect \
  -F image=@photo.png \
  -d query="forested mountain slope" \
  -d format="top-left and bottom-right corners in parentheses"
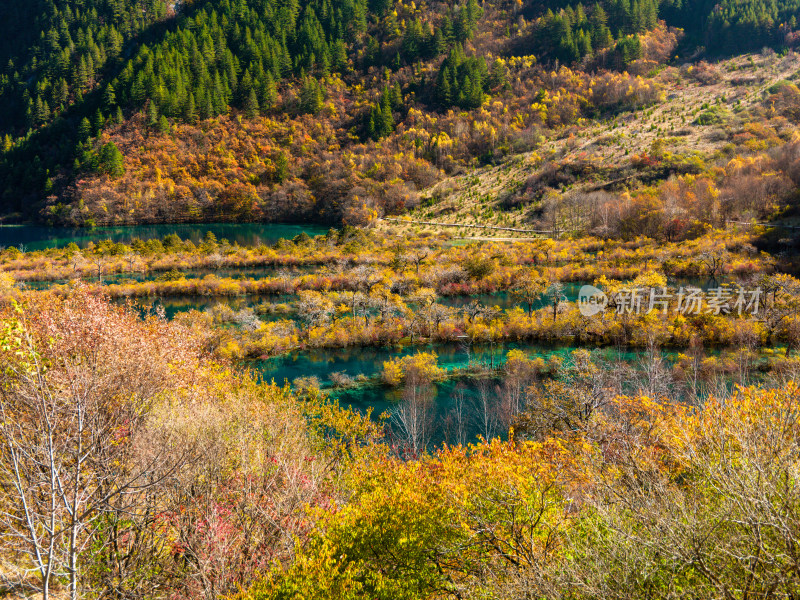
top-left (0, 0), bottom-right (798, 227)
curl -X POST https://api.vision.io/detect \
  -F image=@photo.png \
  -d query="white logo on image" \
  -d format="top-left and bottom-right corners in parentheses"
top-left (578, 285), bottom-right (607, 317)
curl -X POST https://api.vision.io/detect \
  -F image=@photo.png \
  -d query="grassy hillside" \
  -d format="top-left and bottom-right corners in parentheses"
top-left (384, 51), bottom-right (800, 239)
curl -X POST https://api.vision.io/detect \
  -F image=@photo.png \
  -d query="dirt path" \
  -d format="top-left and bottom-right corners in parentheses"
top-left (380, 217), bottom-right (550, 234)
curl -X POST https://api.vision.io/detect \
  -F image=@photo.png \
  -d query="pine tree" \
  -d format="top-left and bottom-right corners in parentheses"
top-left (378, 90), bottom-right (394, 136)
top-left (391, 82), bottom-right (402, 107)
top-left (103, 83), bottom-right (116, 111)
top-left (365, 36), bottom-right (380, 67)
top-left (147, 101), bottom-right (159, 128)
top-left (331, 39), bottom-right (348, 71)
top-left (438, 70), bottom-right (453, 106)
top-left (57, 78), bottom-right (70, 105)
top-left (85, 54), bottom-right (95, 86)
top-left (184, 92), bottom-right (198, 123)
top-left (555, 16), bottom-right (577, 62)
top-left (238, 69), bottom-right (254, 105)
top-left (299, 77), bottom-right (323, 114)
top-left (34, 96), bottom-right (50, 125)
top-left (92, 108), bottom-right (105, 134)
top-left (260, 73), bottom-right (277, 110)
top-left (577, 29), bottom-right (593, 58)
top-left (467, 73), bottom-right (484, 108)
top-left (591, 4), bottom-right (614, 48)
top-left (402, 19), bottom-right (422, 62)
top-left (98, 141), bottom-right (125, 177)
top-left (431, 27), bottom-right (446, 56)
top-left (131, 74), bottom-right (146, 105)
top-left (200, 91), bottom-right (213, 119)
top-left (643, 0), bottom-right (658, 29)
top-left (245, 88), bottom-right (259, 118)
top-left (78, 116), bottom-right (92, 142)
top-left (158, 115), bottom-right (170, 134)
top-left (632, 0), bottom-right (645, 32)
top-left (75, 56), bottom-right (88, 89)
top-left (465, 0), bottom-right (482, 29)
top-left (575, 4), bottom-right (588, 28)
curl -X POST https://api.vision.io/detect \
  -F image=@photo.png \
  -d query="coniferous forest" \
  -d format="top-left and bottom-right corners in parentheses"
top-left (0, 0), bottom-right (799, 225)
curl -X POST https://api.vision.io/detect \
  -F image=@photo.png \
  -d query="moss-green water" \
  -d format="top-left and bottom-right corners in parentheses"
top-left (250, 342), bottom-right (654, 447)
top-left (1, 222), bottom-right (328, 250)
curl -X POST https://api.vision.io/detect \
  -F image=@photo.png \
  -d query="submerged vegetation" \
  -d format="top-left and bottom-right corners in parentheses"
top-left (3, 228), bottom-right (797, 361)
top-left (2, 269), bottom-right (800, 598)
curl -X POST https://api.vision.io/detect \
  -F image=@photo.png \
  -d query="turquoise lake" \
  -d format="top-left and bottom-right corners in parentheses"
top-left (3, 222), bottom-right (737, 447)
top-left (248, 341), bottom-right (729, 448)
top-left (0, 222), bottom-right (329, 250)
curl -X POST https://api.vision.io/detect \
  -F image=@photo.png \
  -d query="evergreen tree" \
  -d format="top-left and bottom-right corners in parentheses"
top-left (438, 69), bottom-right (453, 106)
top-left (97, 141), bottom-right (124, 177)
top-left (367, 86), bottom-right (395, 140)
top-left (260, 73), bottom-right (277, 110)
top-left (57, 78), bottom-right (70, 106)
top-left (184, 93), bottom-right (198, 123)
top-left (34, 96), bottom-right (50, 126)
top-left (436, 47), bottom-right (487, 109)
top-left (78, 116), bottom-right (92, 142)
top-left (591, 4), bottom-right (614, 49)
top-left (273, 150), bottom-right (288, 182)
top-left (92, 108), bottom-right (105, 134)
top-left (245, 88), bottom-right (259, 118)
top-left (147, 101), bottom-right (159, 128)
top-left (157, 115), bottom-right (170, 134)
top-left (102, 83), bottom-right (116, 112)
top-left (577, 29), bottom-right (593, 58)
top-left (299, 77), bottom-right (323, 114)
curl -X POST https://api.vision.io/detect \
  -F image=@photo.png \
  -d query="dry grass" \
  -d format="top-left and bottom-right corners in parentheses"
top-left (374, 51), bottom-right (800, 239)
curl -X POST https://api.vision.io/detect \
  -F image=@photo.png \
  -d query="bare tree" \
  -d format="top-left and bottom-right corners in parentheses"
top-left (124, 252), bottom-right (143, 274)
top-left (348, 290), bottom-right (370, 324)
top-left (497, 377), bottom-right (531, 434)
top-left (444, 384), bottom-right (469, 447)
top-left (91, 253), bottom-right (107, 283)
top-left (351, 265), bottom-right (383, 294)
top-left (699, 249), bottom-right (729, 281)
top-left (678, 334), bottom-right (706, 404)
top-left (547, 281), bottom-right (567, 322)
top-left (636, 338), bottom-right (673, 398)
top-left (463, 300), bottom-right (489, 324)
top-left (473, 380), bottom-right (499, 441)
top-left (296, 291), bottom-right (334, 334)
top-left (556, 384), bottom-right (800, 600)
top-left (0, 295), bottom-right (194, 600)
top-left (514, 350), bottom-right (608, 441)
top-left (69, 250), bottom-right (85, 274)
top-left (408, 250), bottom-right (430, 275)
top-left (391, 372), bottom-right (435, 456)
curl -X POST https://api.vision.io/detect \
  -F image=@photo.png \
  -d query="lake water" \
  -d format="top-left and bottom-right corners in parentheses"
top-left (0, 223), bottom-right (329, 250)
top-left (3, 222), bottom-right (733, 447)
top-left (253, 342), bottom-right (644, 387)
top-left (250, 342), bottom-right (660, 448)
